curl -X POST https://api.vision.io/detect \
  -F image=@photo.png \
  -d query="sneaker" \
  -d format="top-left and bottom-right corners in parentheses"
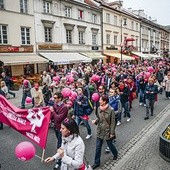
top-left (53, 163), bottom-right (60, 170)
top-left (105, 147), bottom-right (110, 153)
top-left (139, 103), bottom-right (143, 106)
top-left (92, 164), bottom-right (100, 169)
top-left (113, 155), bottom-right (118, 160)
top-left (144, 116), bottom-right (149, 120)
top-left (127, 118), bottom-right (131, 122)
top-left (144, 104), bottom-right (146, 107)
top-left (86, 134), bottom-right (92, 139)
top-left (116, 121), bottom-right (121, 126)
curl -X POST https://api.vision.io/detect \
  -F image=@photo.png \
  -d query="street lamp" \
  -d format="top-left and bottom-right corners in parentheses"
top-left (120, 18), bottom-right (127, 65)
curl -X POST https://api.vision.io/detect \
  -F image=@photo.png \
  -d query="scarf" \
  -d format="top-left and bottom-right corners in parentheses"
top-left (100, 104), bottom-right (109, 111)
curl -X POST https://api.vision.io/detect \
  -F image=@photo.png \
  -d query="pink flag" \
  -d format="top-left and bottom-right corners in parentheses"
top-left (0, 95), bottom-right (51, 149)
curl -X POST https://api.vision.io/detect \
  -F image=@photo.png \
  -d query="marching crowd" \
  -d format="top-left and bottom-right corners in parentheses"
top-left (0, 58), bottom-right (170, 170)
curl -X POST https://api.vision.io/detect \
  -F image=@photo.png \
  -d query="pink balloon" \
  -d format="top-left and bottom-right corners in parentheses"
top-left (53, 76), bottom-right (60, 82)
top-left (70, 91), bottom-right (77, 100)
top-left (144, 61), bottom-right (147, 65)
top-left (145, 72), bottom-right (151, 78)
top-left (112, 67), bottom-right (117, 72)
top-left (25, 97), bottom-right (32, 104)
top-left (92, 75), bottom-right (100, 82)
top-left (69, 76), bottom-right (74, 83)
top-left (15, 141), bottom-right (36, 161)
top-left (23, 80), bottom-right (28, 86)
top-left (159, 61), bottom-right (163, 65)
top-left (148, 66), bottom-right (154, 73)
top-left (61, 88), bottom-right (71, 98)
top-left (92, 93), bottom-right (100, 102)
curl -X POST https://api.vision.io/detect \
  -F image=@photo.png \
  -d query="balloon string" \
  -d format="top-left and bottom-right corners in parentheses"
top-left (35, 154), bottom-right (44, 161)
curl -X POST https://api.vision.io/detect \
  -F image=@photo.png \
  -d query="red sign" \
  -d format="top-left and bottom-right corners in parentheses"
top-left (0, 95), bottom-right (51, 149)
top-left (7, 46), bottom-right (24, 52)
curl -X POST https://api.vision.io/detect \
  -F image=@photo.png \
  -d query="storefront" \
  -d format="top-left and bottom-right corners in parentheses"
top-left (103, 51), bottom-right (135, 64)
top-left (39, 52), bottom-right (92, 65)
top-left (80, 52), bottom-right (106, 65)
top-left (0, 53), bottom-right (48, 76)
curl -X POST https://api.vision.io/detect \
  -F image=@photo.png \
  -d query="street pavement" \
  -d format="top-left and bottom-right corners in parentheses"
top-left (0, 88), bottom-right (170, 170)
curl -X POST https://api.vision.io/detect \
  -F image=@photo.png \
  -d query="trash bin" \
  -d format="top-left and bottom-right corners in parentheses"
top-left (159, 124), bottom-right (170, 162)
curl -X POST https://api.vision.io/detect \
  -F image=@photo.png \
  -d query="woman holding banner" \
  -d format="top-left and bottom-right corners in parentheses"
top-left (45, 118), bottom-right (85, 170)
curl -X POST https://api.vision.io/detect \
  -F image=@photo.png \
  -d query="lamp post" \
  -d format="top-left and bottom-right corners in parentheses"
top-left (120, 18), bottom-right (127, 65)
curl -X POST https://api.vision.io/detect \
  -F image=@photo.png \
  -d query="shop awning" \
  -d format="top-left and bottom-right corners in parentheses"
top-left (0, 53), bottom-right (48, 65)
top-left (147, 54), bottom-right (162, 59)
top-left (40, 52), bottom-right (92, 65)
top-left (104, 52), bottom-right (135, 60)
top-left (80, 52), bottom-right (106, 60)
top-left (131, 52), bottom-right (151, 59)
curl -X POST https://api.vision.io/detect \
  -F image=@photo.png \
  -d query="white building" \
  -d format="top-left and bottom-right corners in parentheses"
top-left (34, 0), bottom-right (104, 65)
top-left (0, 0), bottom-right (48, 76)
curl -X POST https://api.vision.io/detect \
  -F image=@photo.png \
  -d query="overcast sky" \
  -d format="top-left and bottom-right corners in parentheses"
top-left (108, 0), bottom-right (170, 26)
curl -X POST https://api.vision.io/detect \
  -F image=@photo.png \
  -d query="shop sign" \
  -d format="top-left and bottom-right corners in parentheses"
top-left (0, 45), bottom-right (33, 53)
top-left (38, 44), bottom-right (62, 50)
top-left (92, 46), bottom-right (99, 50)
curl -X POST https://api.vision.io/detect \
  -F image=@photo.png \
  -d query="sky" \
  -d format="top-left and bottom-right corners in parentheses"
top-left (108, 0), bottom-right (170, 26)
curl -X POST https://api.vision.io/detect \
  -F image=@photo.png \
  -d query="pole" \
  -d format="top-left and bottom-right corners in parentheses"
top-left (41, 149), bottom-right (45, 162)
top-left (120, 19), bottom-right (123, 65)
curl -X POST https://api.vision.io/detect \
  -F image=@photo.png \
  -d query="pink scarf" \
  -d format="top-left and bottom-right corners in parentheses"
top-left (100, 104), bottom-right (109, 111)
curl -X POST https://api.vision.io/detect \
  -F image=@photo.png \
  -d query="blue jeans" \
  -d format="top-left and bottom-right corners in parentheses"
top-left (146, 99), bottom-right (155, 117)
top-left (94, 137), bottom-right (118, 165)
top-left (76, 116), bottom-right (91, 135)
top-left (121, 101), bottom-right (130, 118)
top-left (54, 129), bottom-right (62, 166)
top-left (139, 89), bottom-right (146, 104)
top-left (21, 91), bottom-right (32, 108)
top-left (54, 129), bottom-right (62, 149)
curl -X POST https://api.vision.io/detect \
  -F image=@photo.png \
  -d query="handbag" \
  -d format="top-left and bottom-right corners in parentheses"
top-left (132, 91), bottom-right (137, 99)
top-left (78, 155), bottom-right (93, 170)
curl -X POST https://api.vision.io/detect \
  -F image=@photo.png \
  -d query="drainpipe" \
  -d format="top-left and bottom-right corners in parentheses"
top-left (101, 7), bottom-right (104, 58)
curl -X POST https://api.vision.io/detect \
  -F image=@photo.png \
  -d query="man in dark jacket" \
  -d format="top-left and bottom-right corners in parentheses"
top-left (118, 80), bottom-right (131, 122)
top-left (50, 92), bottom-right (68, 169)
top-left (144, 78), bottom-right (158, 120)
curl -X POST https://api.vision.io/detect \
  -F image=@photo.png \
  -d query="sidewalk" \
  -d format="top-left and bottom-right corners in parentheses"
top-left (98, 103), bottom-right (170, 170)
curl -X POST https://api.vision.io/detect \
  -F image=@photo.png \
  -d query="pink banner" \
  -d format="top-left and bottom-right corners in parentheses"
top-left (0, 95), bottom-right (51, 149)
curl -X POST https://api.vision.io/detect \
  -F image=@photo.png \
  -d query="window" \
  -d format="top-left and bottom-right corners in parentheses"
top-left (66, 30), bottom-right (72, 43)
top-left (136, 38), bottom-right (138, 47)
top-left (92, 14), bottom-right (97, 24)
top-left (0, 0), bottom-right (4, 9)
top-left (131, 21), bottom-right (134, 30)
top-left (114, 35), bottom-right (117, 45)
top-left (20, 0), bottom-right (28, 13)
top-left (0, 25), bottom-right (8, 44)
top-left (65, 6), bottom-right (71, 17)
top-left (106, 34), bottom-right (110, 44)
top-left (44, 27), bottom-right (52, 42)
top-left (106, 13), bottom-right (110, 23)
top-left (92, 34), bottom-right (97, 45)
top-left (79, 31), bottom-right (84, 44)
top-left (114, 16), bottom-right (117, 26)
top-left (21, 27), bottom-right (30, 44)
top-left (136, 23), bottom-right (138, 31)
top-left (43, 1), bottom-right (51, 13)
top-left (78, 10), bottom-right (83, 20)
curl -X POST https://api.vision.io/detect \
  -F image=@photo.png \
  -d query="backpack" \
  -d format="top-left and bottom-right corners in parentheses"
top-left (85, 99), bottom-right (94, 115)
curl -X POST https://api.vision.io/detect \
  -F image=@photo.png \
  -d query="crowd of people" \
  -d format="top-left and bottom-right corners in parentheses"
top-left (0, 58), bottom-right (170, 169)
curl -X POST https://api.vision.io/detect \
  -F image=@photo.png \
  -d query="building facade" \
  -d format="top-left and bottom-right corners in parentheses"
top-left (0, 0), bottom-right (47, 76)
top-left (34, 0), bottom-right (103, 65)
